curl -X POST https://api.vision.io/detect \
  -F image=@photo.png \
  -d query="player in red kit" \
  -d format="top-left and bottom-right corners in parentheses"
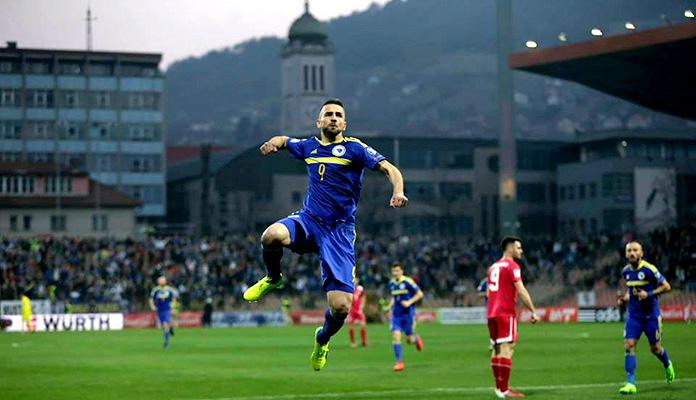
top-left (346, 282), bottom-right (368, 347)
top-left (487, 236), bottom-right (539, 398)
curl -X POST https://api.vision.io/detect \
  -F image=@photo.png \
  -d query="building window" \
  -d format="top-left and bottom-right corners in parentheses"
top-left (9, 215), bottom-right (18, 232)
top-left (409, 181), bottom-right (437, 201)
top-left (93, 91), bottom-right (110, 108)
top-left (303, 65), bottom-right (309, 92)
top-left (28, 152), bottom-right (54, 163)
top-left (64, 91), bottom-right (80, 108)
top-left (559, 185), bottom-right (566, 201)
top-left (518, 183), bottom-right (546, 203)
top-left (319, 65), bottom-right (324, 91)
top-left (589, 183), bottom-right (597, 198)
top-left (126, 93), bottom-right (158, 110)
top-left (311, 65), bottom-right (317, 91)
top-left (58, 61), bottom-right (83, 75)
top-left (59, 121), bottom-right (84, 140)
top-left (92, 214), bottom-right (108, 232)
top-left (439, 182), bottom-right (473, 201)
top-left (44, 176), bottom-right (72, 194)
top-left (603, 209), bottom-right (633, 232)
top-left (26, 60), bottom-right (52, 74)
top-left (27, 90), bottom-right (54, 108)
top-left (0, 121), bottom-right (22, 139)
top-left (88, 62), bottom-right (113, 76)
top-left (0, 152), bottom-right (21, 162)
top-left (0, 89), bottom-right (19, 106)
top-left (120, 62), bottom-right (157, 77)
top-left (0, 60), bottom-right (19, 73)
top-left (590, 218), bottom-right (598, 233)
top-left (23, 215), bottom-right (32, 231)
top-left (90, 122), bottom-right (113, 140)
top-left (127, 125), bottom-right (157, 141)
top-left (50, 215), bottom-right (66, 232)
top-left (0, 176), bottom-right (35, 195)
top-left (602, 173), bottom-right (633, 201)
top-left (291, 191), bottom-right (302, 205)
top-left (28, 121), bottom-right (52, 139)
top-left (578, 184), bottom-right (586, 200)
top-left (567, 185), bottom-right (575, 200)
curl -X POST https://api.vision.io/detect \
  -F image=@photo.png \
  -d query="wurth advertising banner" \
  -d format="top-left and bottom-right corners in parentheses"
top-left (518, 307), bottom-right (578, 323)
top-left (6, 313), bottom-right (123, 332)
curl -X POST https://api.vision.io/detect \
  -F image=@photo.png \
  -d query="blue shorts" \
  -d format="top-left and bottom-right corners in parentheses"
top-left (278, 211), bottom-right (356, 294)
top-left (390, 314), bottom-right (415, 336)
top-left (624, 315), bottom-right (662, 345)
top-left (157, 310), bottom-right (171, 325)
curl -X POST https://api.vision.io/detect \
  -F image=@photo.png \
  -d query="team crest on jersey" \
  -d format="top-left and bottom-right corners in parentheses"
top-left (399, 283), bottom-right (405, 290)
top-left (332, 145), bottom-right (346, 157)
top-left (638, 272), bottom-right (645, 280)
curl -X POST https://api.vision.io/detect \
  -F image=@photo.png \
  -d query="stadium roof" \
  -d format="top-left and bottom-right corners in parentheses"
top-left (509, 22), bottom-right (696, 120)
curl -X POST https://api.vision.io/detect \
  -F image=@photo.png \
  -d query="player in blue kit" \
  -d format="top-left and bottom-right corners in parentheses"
top-left (149, 276), bottom-right (178, 349)
top-left (243, 99), bottom-right (408, 371)
top-left (617, 241), bottom-right (675, 395)
top-left (387, 263), bottom-right (424, 372)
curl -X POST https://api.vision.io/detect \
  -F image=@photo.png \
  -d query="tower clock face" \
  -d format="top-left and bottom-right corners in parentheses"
top-left (303, 100), bottom-right (324, 123)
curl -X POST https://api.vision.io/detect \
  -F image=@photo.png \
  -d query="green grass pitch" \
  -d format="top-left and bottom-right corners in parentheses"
top-left (1, 323), bottom-right (694, 399)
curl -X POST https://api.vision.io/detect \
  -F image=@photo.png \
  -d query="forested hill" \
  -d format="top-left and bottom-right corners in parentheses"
top-left (165, 0), bottom-right (691, 146)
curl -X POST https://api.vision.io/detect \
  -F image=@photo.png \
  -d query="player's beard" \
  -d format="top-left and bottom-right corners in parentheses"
top-left (321, 126), bottom-right (342, 140)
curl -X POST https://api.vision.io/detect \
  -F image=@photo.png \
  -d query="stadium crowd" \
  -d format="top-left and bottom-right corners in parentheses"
top-left (1, 223), bottom-right (694, 312)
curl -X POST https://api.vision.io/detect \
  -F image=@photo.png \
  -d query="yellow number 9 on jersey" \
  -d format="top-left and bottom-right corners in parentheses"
top-left (318, 163), bottom-right (326, 181)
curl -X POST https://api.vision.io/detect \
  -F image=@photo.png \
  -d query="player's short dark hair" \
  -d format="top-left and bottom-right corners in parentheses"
top-left (322, 98), bottom-right (344, 108)
top-left (391, 262), bottom-right (403, 270)
top-left (500, 236), bottom-right (522, 251)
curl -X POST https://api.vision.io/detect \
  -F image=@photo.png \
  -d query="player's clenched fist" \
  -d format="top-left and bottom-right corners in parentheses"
top-left (259, 141), bottom-right (279, 155)
top-left (390, 193), bottom-right (408, 208)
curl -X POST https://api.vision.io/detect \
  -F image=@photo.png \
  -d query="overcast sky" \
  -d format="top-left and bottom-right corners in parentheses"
top-left (0, 0), bottom-right (391, 68)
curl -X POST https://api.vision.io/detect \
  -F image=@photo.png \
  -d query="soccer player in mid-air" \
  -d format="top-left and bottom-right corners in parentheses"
top-left (149, 276), bottom-right (178, 349)
top-left (487, 237), bottom-right (538, 398)
top-left (243, 98), bottom-right (408, 371)
top-left (347, 280), bottom-right (368, 347)
top-left (387, 263), bottom-right (424, 372)
top-left (617, 241), bottom-right (675, 395)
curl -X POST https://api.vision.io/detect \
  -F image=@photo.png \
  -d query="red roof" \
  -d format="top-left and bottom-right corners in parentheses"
top-left (0, 162), bottom-right (81, 175)
top-left (0, 180), bottom-right (140, 209)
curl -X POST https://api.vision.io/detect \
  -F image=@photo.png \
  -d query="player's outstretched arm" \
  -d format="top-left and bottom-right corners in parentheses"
top-left (513, 281), bottom-right (539, 323)
top-left (148, 298), bottom-right (156, 312)
top-left (376, 160), bottom-right (408, 208)
top-left (259, 136), bottom-right (288, 155)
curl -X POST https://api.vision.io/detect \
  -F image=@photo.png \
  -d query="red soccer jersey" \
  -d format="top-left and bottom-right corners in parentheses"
top-left (350, 285), bottom-right (365, 314)
top-left (486, 258), bottom-right (522, 318)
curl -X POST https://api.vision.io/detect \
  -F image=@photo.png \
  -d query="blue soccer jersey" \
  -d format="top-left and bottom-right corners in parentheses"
top-left (622, 260), bottom-right (665, 319)
top-left (389, 276), bottom-right (421, 318)
top-left (151, 286), bottom-right (177, 313)
top-left (285, 136), bottom-right (386, 225)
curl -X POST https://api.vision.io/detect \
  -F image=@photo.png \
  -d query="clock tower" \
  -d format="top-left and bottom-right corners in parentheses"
top-left (281, 1), bottom-right (335, 136)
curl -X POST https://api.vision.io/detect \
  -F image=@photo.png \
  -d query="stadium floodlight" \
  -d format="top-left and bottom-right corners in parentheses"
top-left (624, 22), bottom-right (636, 30)
top-left (590, 28), bottom-right (603, 37)
top-left (558, 32), bottom-right (568, 42)
top-left (686, 9), bottom-right (695, 18)
top-left (525, 40), bottom-right (538, 49)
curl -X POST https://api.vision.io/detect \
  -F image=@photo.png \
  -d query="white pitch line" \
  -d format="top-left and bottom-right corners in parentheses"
top-left (181, 377), bottom-right (696, 400)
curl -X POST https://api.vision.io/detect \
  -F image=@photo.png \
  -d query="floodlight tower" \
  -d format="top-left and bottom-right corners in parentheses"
top-left (496, 0), bottom-right (518, 237)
